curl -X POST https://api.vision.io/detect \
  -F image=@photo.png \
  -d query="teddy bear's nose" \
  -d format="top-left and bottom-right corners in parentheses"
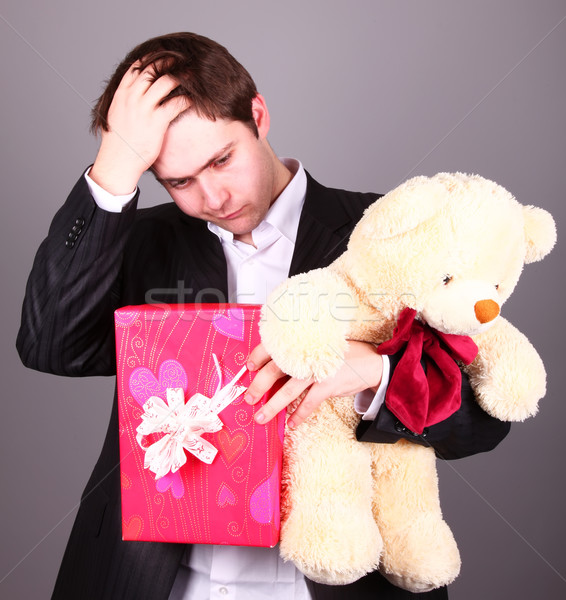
top-left (474, 299), bottom-right (500, 324)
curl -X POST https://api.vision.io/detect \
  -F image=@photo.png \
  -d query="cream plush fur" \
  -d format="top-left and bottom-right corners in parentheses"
top-left (260, 173), bottom-right (556, 591)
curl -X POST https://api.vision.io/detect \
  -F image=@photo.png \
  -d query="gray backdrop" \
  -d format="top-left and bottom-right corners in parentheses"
top-left (1, 1), bottom-right (564, 598)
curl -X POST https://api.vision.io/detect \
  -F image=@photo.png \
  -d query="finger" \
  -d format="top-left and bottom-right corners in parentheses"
top-left (123, 62), bottom-right (174, 102)
top-left (120, 61), bottom-right (144, 87)
top-left (111, 62), bottom-right (163, 106)
top-left (244, 358), bottom-right (286, 406)
top-left (143, 73), bottom-right (182, 104)
top-left (246, 343), bottom-right (271, 372)
top-left (254, 377), bottom-right (313, 425)
top-left (285, 383), bottom-right (328, 429)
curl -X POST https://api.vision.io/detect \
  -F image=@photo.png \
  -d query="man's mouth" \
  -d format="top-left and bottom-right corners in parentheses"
top-left (221, 207), bottom-right (244, 220)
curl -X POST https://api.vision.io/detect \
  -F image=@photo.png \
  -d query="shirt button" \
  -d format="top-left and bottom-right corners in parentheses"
top-left (394, 420), bottom-right (406, 433)
top-left (219, 586), bottom-right (229, 595)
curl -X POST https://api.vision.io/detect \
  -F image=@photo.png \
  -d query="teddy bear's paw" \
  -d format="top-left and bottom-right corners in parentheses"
top-left (280, 507), bottom-right (383, 585)
top-left (470, 318), bottom-right (547, 422)
top-left (476, 388), bottom-right (541, 422)
top-left (379, 515), bottom-right (461, 592)
top-left (380, 571), bottom-right (437, 594)
top-left (472, 367), bottom-right (545, 422)
top-left (283, 531), bottom-right (383, 586)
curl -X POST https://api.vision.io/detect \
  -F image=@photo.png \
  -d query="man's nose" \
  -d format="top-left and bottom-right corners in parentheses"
top-left (199, 175), bottom-right (229, 210)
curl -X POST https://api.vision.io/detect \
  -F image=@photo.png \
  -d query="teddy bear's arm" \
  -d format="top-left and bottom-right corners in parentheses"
top-left (466, 316), bottom-right (546, 421)
top-left (260, 268), bottom-right (363, 381)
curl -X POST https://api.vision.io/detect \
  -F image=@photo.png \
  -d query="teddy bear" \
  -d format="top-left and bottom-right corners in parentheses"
top-left (259, 172), bottom-right (556, 592)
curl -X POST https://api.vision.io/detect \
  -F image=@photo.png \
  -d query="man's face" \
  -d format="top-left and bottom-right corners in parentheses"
top-left (152, 98), bottom-right (284, 241)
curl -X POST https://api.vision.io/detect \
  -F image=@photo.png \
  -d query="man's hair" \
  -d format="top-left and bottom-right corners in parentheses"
top-left (90, 32), bottom-right (259, 135)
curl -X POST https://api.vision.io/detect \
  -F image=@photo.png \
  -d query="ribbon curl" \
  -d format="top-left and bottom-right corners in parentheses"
top-left (136, 358), bottom-right (248, 479)
top-left (377, 308), bottom-right (479, 435)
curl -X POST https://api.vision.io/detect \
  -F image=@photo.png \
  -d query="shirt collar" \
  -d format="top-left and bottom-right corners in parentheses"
top-left (207, 158), bottom-right (306, 247)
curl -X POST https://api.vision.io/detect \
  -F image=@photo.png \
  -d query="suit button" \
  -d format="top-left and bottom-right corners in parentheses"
top-left (68, 232), bottom-right (78, 241)
top-left (75, 217), bottom-right (85, 227)
top-left (394, 420), bottom-right (406, 433)
top-left (71, 225), bottom-right (82, 234)
top-left (65, 240), bottom-right (75, 248)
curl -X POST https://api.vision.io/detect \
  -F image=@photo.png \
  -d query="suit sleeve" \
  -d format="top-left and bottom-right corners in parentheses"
top-left (16, 173), bottom-right (139, 377)
top-left (356, 351), bottom-right (511, 460)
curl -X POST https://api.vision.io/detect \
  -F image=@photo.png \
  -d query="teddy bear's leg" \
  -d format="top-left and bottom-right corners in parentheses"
top-left (280, 397), bottom-right (383, 585)
top-left (369, 439), bottom-right (460, 592)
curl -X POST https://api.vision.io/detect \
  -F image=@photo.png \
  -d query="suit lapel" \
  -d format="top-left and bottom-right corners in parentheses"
top-left (186, 224), bottom-right (229, 301)
top-left (289, 173), bottom-right (367, 276)
top-left (289, 211), bottom-right (347, 276)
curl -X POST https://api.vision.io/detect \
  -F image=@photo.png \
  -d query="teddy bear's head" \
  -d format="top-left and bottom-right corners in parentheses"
top-left (343, 173), bottom-right (556, 336)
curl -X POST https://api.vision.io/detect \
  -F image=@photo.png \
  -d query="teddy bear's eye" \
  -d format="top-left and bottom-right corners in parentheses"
top-left (443, 275), bottom-right (453, 285)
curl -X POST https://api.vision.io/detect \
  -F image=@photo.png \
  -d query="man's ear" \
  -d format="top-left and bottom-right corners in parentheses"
top-left (251, 94), bottom-right (270, 139)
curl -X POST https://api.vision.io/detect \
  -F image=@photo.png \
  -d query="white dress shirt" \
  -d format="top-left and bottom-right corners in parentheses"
top-left (85, 159), bottom-right (388, 600)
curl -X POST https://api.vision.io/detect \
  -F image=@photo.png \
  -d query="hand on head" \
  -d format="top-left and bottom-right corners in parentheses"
top-left (89, 61), bottom-right (189, 195)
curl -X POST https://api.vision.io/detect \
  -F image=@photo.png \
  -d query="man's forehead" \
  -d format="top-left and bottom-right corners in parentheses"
top-left (168, 105), bottom-right (231, 130)
top-left (154, 109), bottom-right (255, 178)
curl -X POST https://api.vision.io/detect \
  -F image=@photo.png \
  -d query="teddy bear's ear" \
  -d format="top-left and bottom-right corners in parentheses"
top-left (356, 175), bottom-right (453, 240)
top-left (523, 205), bottom-right (557, 263)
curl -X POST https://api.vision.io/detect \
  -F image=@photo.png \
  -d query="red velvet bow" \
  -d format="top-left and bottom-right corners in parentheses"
top-left (377, 308), bottom-right (479, 435)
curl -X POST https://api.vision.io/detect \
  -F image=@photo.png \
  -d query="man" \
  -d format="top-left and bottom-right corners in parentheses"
top-left (17, 32), bottom-right (510, 600)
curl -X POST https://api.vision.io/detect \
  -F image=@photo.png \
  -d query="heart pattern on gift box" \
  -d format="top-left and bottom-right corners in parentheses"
top-left (123, 515), bottom-right (144, 540)
top-left (156, 471), bottom-right (185, 499)
top-left (217, 430), bottom-right (248, 465)
top-left (129, 361), bottom-right (188, 498)
top-left (217, 482), bottom-right (237, 508)
top-left (212, 308), bottom-right (245, 341)
top-left (129, 360), bottom-right (188, 407)
top-left (250, 463), bottom-right (280, 524)
top-left (121, 471), bottom-right (133, 490)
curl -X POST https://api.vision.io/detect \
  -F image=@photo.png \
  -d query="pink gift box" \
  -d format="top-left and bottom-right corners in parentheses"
top-left (114, 304), bottom-right (285, 547)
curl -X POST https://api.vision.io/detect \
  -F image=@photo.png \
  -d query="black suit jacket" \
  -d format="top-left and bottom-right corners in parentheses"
top-left (17, 172), bottom-right (509, 600)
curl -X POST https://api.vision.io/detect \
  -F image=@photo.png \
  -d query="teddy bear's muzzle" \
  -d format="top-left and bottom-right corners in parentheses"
top-left (474, 299), bottom-right (500, 324)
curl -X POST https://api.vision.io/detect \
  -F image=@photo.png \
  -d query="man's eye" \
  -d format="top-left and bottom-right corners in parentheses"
top-left (212, 153), bottom-right (231, 168)
top-left (171, 178), bottom-right (192, 189)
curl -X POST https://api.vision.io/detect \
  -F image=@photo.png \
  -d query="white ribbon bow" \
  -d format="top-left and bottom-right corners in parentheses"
top-left (136, 357), bottom-right (248, 479)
